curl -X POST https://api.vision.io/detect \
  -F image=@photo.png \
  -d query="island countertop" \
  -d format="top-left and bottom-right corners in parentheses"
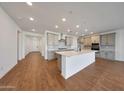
top-left (56, 50), bottom-right (96, 57)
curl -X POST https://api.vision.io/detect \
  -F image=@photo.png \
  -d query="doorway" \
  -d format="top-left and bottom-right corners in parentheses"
top-left (25, 35), bottom-right (42, 56)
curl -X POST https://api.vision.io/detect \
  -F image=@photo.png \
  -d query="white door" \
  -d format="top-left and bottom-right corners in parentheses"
top-left (25, 36), bottom-right (42, 55)
top-left (32, 37), bottom-right (41, 52)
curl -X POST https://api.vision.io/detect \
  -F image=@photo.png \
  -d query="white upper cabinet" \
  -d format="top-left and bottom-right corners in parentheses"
top-left (47, 33), bottom-right (59, 46)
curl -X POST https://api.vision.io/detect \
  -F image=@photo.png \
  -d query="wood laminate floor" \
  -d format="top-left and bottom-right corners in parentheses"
top-left (0, 52), bottom-right (124, 91)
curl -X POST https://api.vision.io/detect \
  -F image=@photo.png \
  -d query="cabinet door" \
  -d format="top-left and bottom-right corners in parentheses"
top-left (66, 36), bottom-right (73, 46)
top-left (100, 51), bottom-right (106, 58)
top-left (84, 37), bottom-right (92, 47)
top-left (100, 33), bottom-right (115, 46)
top-left (84, 38), bottom-right (87, 46)
top-left (48, 51), bottom-right (55, 60)
top-left (91, 36), bottom-right (95, 43)
top-left (54, 35), bottom-right (59, 45)
top-left (47, 33), bottom-right (59, 46)
top-left (100, 51), bottom-right (115, 60)
top-left (47, 33), bottom-right (53, 45)
top-left (91, 35), bottom-right (100, 43)
top-left (100, 35), bottom-right (107, 45)
top-left (85, 37), bottom-right (91, 46)
top-left (96, 35), bottom-right (100, 43)
top-left (80, 37), bottom-right (84, 44)
top-left (107, 33), bottom-right (115, 46)
top-left (107, 51), bottom-right (115, 60)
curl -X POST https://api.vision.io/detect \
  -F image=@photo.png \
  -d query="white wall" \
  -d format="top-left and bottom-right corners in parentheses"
top-left (115, 29), bottom-right (124, 61)
top-left (0, 7), bottom-right (21, 78)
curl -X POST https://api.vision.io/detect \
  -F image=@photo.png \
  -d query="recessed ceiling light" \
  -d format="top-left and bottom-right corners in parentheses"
top-left (55, 25), bottom-right (58, 28)
top-left (62, 18), bottom-right (66, 22)
top-left (26, 2), bottom-right (32, 6)
top-left (29, 17), bottom-right (34, 21)
top-left (32, 29), bottom-right (35, 32)
top-left (67, 29), bottom-right (71, 32)
top-left (90, 32), bottom-right (93, 34)
top-left (84, 28), bottom-right (88, 32)
top-left (76, 25), bottom-right (80, 28)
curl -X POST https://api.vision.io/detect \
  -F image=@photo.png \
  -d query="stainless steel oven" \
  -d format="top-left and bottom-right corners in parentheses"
top-left (91, 43), bottom-right (100, 50)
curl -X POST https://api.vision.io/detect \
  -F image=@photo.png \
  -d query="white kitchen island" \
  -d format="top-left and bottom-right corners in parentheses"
top-left (56, 50), bottom-right (96, 79)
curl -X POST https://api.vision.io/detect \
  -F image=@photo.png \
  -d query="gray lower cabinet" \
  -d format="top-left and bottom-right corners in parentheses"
top-left (106, 51), bottom-right (115, 60)
top-left (99, 51), bottom-right (115, 60)
top-left (47, 51), bottom-right (56, 60)
top-left (100, 51), bottom-right (106, 58)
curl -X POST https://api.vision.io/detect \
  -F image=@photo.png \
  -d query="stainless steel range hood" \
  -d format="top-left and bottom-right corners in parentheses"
top-left (59, 33), bottom-right (65, 42)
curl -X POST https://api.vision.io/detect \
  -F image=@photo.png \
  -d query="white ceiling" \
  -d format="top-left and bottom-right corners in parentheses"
top-left (1, 2), bottom-right (124, 36)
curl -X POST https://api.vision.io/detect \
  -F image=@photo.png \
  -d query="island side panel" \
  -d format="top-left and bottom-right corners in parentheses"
top-left (62, 52), bottom-right (95, 79)
top-left (61, 55), bottom-right (67, 79)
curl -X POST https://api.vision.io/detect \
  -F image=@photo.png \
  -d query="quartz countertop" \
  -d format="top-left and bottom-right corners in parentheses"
top-left (56, 50), bottom-right (96, 57)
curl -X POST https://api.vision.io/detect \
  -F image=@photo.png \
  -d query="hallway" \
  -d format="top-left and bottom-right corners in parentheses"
top-left (1, 52), bottom-right (124, 90)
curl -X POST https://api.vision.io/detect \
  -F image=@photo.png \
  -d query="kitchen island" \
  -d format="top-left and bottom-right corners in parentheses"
top-left (56, 50), bottom-right (95, 79)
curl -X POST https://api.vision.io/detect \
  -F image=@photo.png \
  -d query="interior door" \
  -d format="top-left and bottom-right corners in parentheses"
top-left (32, 37), bottom-right (41, 52)
top-left (25, 36), bottom-right (42, 55)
